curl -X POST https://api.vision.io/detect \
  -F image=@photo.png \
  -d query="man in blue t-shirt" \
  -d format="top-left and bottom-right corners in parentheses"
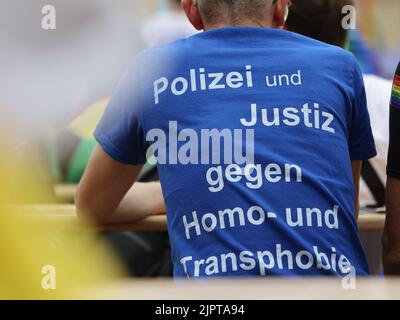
top-left (76, 0), bottom-right (376, 278)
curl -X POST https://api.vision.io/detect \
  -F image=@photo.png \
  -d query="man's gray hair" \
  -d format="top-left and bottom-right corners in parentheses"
top-left (196, 0), bottom-right (275, 25)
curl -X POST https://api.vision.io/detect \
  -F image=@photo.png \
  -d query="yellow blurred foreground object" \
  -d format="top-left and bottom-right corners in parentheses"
top-left (0, 147), bottom-right (124, 299)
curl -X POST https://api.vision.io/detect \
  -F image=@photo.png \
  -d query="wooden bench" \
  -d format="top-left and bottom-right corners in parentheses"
top-left (11, 204), bottom-right (385, 232)
top-left (87, 278), bottom-right (400, 300)
top-left (11, 204), bottom-right (167, 232)
top-left (54, 184), bottom-right (77, 202)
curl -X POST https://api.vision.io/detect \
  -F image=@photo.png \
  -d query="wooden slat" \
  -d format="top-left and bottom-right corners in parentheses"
top-left (10, 204), bottom-right (385, 232)
top-left (86, 278), bottom-right (400, 300)
top-left (52, 184), bottom-right (387, 231)
top-left (54, 184), bottom-right (77, 202)
top-left (358, 213), bottom-right (386, 231)
top-left (11, 204), bottom-right (168, 232)
top-left (13, 204), bottom-right (77, 216)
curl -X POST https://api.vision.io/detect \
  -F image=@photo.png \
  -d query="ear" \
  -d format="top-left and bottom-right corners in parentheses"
top-left (181, 0), bottom-right (204, 30)
top-left (272, 0), bottom-right (289, 29)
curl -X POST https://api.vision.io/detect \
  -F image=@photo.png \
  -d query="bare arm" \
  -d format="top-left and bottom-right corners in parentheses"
top-left (383, 177), bottom-right (400, 275)
top-left (75, 145), bottom-right (165, 224)
top-left (351, 160), bottom-right (362, 220)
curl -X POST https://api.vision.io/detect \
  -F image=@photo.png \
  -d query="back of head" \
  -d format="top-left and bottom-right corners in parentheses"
top-left (285, 0), bottom-right (354, 48)
top-left (196, 0), bottom-right (275, 26)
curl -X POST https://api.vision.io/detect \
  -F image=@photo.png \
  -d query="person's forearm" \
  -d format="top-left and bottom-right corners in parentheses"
top-left (383, 178), bottom-right (400, 275)
top-left (101, 182), bottom-right (165, 224)
top-left (74, 146), bottom-right (165, 225)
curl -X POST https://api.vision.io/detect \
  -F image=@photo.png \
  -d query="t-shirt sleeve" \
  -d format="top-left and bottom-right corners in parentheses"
top-left (94, 60), bottom-right (148, 165)
top-left (348, 61), bottom-right (377, 161)
top-left (387, 62), bottom-right (400, 179)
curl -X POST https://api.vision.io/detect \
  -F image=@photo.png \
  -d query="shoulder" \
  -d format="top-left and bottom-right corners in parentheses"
top-left (283, 30), bottom-right (345, 52)
top-left (134, 38), bottom-right (191, 67)
top-left (127, 38), bottom-right (196, 83)
top-left (283, 30), bottom-right (359, 70)
top-left (139, 36), bottom-right (193, 55)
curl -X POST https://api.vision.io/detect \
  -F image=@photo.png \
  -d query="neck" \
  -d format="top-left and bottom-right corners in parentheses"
top-left (204, 18), bottom-right (275, 31)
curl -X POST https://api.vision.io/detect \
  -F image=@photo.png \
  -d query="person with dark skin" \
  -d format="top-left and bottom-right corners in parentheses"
top-left (384, 62), bottom-right (400, 275)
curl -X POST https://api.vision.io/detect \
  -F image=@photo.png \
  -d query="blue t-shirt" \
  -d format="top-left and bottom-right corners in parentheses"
top-left (95, 27), bottom-right (377, 278)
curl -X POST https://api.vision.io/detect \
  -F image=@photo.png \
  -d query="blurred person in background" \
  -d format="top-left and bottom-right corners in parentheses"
top-left (141, 0), bottom-right (198, 48)
top-left (384, 62), bottom-right (400, 275)
top-left (285, 0), bottom-right (392, 209)
top-left (77, 0), bottom-right (376, 278)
